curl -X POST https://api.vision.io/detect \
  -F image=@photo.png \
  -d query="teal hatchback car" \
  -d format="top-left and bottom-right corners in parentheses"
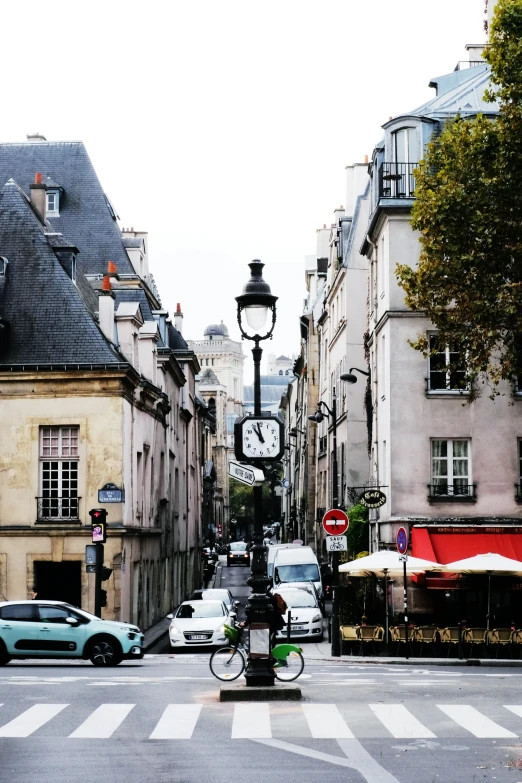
top-left (0, 601), bottom-right (144, 666)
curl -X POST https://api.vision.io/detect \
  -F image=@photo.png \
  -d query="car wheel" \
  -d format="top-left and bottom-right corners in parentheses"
top-left (0, 640), bottom-right (11, 665)
top-left (88, 635), bottom-right (123, 666)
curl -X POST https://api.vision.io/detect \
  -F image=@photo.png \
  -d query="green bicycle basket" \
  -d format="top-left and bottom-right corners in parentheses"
top-left (223, 623), bottom-right (240, 642)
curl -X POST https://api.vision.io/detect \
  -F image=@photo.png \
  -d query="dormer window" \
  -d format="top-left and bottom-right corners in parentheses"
top-left (71, 255), bottom-right (77, 284)
top-left (46, 190), bottom-right (60, 217)
top-left (0, 257), bottom-right (7, 276)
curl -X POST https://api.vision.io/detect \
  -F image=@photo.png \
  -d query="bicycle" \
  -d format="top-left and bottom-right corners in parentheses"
top-left (209, 622), bottom-right (304, 682)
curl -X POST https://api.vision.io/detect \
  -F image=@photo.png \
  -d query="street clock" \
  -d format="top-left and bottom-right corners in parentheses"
top-left (234, 415), bottom-right (285, 462)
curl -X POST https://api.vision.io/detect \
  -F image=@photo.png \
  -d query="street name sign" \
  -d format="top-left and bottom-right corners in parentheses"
top-left (98, 483), bottom-right (124, 503)
top-left (396, 526), bottom-right (408, 555)
top-left (326, 535), bottom-right (348, 553)
top-left (322, 508), bottom-right (349, 536)
top-left (229, 461), bottom-right (265, 487)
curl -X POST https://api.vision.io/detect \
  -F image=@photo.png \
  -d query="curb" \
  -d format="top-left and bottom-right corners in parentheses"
top-left (220, 683), bottom-right (302, 701)
top-left (302, 654), bottom-right (522, 667)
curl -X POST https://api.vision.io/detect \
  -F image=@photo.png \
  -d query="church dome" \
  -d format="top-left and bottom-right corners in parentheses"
top-left (204, 321), bottom-right (229, 338)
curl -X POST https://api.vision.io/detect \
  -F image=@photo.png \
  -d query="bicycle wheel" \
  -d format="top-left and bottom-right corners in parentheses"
top-left (209, 646), bottom-right (246, 681)
top-left (274, 649), bottom-right (304, 682)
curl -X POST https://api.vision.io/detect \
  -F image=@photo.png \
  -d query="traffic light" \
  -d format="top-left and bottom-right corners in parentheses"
top-left (89, 508), bottom-right (107, 543)
top-left (100, 589), bottom-right (107, 608)
top-left (100, 566), bottom-right (113, 581)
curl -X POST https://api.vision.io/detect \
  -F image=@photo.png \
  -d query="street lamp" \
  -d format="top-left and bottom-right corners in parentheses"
top-left (236, 260), bottom-right (278, 687)
top-left (309, 390), bottom-right (341, 655)
top-left (341, 367), bottom-right (370, 384)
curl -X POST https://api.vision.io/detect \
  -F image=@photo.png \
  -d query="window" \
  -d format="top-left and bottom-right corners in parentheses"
top-left (428, 336), bottom-right (467, 391)
top-left (46, 190), bottom-right (60, 217)
top-left (38, 426), bottom-right (79, 520)
top-left (394, 127), bottom-right (417, 165)
top-left (431, 439), bottom-right (473, 498)
top-left (38, 605), bottom-right (73, 623)
top-left (0, 604), bottom-right (36, 621)
top-left (0, 256), bottom-right (7, 276)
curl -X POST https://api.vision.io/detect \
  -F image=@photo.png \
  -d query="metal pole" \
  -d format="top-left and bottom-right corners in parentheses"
top-left (486, 571), bottom-right (492, 652)
top-left (244, 337), bottom-right (275, 687)
top-left (384, 569), bottom-right (389, 655)
top-left (403, 555), bottom-right (409, 660)
top-left (331, 388), bottom-right (341, 658)
top-left (94, 543), bottom-right (104, 619)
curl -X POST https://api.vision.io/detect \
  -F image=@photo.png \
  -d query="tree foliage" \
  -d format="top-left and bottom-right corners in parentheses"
top-left (396, 0), bottom-right (522, 395)
top-left (346, 503), bottom-right (369, 558)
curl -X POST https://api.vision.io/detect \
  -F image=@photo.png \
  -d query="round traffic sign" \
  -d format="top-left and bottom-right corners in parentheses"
top-left (396, 526), bottom-right (408, 555)
top-left (322, 508), bottom-right (349, 536)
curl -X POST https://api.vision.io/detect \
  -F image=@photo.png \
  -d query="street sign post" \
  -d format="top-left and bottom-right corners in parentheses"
top-left (396, 526), bottom-right (409, 659)
top-left (326, 535), bottom-right (348, 553)
top-left (229, 461), bottom-right (265, 486)
top-left (322, 508), bottom-right (349, 536)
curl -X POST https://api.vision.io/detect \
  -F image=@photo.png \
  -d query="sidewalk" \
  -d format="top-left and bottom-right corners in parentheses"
top-left (302, 640), bottom-right (522, 667)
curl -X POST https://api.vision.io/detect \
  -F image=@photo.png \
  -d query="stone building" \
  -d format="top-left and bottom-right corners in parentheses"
top-left (0, 138), bottom-right (204, 629)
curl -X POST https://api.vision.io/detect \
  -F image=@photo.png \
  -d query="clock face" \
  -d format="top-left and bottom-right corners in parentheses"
top-left (242, 418), bottom-right (281, 459)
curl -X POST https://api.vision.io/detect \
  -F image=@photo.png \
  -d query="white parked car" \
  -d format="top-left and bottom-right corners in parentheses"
top-left (272, 585), bottom-right (324, 642)
top-left (167, 600), bottom-right (228, 649)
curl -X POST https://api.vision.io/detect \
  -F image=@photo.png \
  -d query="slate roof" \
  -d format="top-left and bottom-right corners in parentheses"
top-left (0, 180), bottom-right (123, 365)
top-left (0, 141), bottom-right (135, 277)
top-left (122, 238), bottom-right (142, 249)
top-left (114, 288), bottom-right (154, 324)
top-left (167, 322), bottom-right (189, 351)
top-left (199, 368), bottom-right (221, 385)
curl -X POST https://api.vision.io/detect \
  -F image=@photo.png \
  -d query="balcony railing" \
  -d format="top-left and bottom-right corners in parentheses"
top-left (36, 496), bottom-right (80, 521)
top-left (427, 484), bottom-right (477, 503)
top-left (379, 162), bottom-right (417, 199)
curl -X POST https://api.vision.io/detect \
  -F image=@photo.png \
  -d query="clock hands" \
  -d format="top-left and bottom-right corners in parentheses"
top-left (253, 423), bottom-right (265, 443)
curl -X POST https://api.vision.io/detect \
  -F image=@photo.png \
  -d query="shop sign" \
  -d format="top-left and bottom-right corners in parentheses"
top-left (359, 489), bottom-right (387, 509)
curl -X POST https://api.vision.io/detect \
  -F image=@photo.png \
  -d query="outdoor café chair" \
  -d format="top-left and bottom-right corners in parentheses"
top-left (340, 625), bottom-right (359, 655)
top-left (358, 625), bottom-right (377, 655)
top-left (416, 625), bottom-right (439, 655)
top-left (390, 625), bottom-right (414, 655)
top-left (511, 629), bottom-right (522, 659)
top-left (440, 626), bottom-right (461, 657)
top-left (487, 628), bottom-right (512, 658)
top-left (462, 627), bottom-right (486, 657)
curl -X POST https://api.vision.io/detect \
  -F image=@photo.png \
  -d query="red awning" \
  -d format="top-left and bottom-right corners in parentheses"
top-left (412, 526), bottom-right (522, 564)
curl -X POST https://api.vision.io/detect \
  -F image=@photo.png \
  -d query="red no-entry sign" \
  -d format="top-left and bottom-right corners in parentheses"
top-left (322, 508), bottom-right (349, 536)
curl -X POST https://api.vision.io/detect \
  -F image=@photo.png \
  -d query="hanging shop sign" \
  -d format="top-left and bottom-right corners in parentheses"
top-left (359, 489), bottom-right (387, 509)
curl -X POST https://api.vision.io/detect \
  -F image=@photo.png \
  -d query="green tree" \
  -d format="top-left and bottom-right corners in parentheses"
top-left (346, 503), bottom-right (369, 558)
top-left (229, 478), bottom-right (274, 525)
top-left (396, 0), bottom-right (522, 396)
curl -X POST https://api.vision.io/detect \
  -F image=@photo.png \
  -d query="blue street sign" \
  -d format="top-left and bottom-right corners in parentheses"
top-left (98, 483), bottom-right (124, 503)
top-left (396, 526), bottom-right (408, 555)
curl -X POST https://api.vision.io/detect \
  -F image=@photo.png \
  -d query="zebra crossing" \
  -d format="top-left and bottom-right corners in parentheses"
top-left (0, 701), bottom-right (521, 741)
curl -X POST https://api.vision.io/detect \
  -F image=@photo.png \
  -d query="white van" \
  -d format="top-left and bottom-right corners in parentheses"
top-left (273, 546), bottom-right (322, 599)
top-left (267, 543), bottom-right (303, 583)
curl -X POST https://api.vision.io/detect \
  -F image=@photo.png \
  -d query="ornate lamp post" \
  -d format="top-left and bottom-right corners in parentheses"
top-left (235, 260), bottom-right (279, 686)
top-left (309, 390), bottom-right (340, 655)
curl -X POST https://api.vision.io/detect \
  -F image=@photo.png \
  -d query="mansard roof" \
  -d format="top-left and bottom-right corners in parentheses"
top-left (0, 180), bottom-right (123, 366)
top-left (407, 63), bottom-right (498, 120)
top-left (0, 140), bottom-right (135, 278)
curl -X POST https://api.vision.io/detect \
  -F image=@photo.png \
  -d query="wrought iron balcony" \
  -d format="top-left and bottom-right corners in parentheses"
top-left (36, 496), bottom-right (80, 521)
top-left (379, 162), bottom-right (417, 199)
top-left (427, 484), bottom-right (476, 503)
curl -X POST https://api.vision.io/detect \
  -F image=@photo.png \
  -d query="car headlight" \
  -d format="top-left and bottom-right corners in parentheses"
top-left (216, 625), bottom-right (225, 633)
top-left (170, 626), bottom-right (181, 634)
top-left (311, 613), bottom-right (322, 623)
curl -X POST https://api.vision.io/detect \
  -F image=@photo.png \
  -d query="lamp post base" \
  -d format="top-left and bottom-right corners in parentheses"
top-left (244, 583), bottom-right (275, 687)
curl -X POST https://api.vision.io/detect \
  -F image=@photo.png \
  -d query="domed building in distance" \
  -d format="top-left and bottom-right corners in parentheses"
top-left (187, 321), bottom-right (245, 403)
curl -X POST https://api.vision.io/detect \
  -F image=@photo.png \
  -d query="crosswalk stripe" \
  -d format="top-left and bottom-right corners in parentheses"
top-left (69, 704), bottom-right (135, 739)
top-left (232, 703), bottom-right (271, 739)
top-left (301, 704), bottom-right (354, 739)
top-left (504, 705), bottom-right (522, 720)
top-left (149, 704), bottom-right (202, 739)
top-left (0, 704), bottom-right (68, 737)
top-left (437, 705), bottom-right (517, 738)
top-left (369, 704), bottom-right (436, 738)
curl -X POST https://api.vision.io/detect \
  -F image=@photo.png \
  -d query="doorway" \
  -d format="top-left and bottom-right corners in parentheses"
top-left (34, 561), bottom-right (82, 607)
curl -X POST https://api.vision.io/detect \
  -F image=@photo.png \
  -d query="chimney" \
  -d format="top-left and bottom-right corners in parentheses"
top-left (364, 154), bottom-right (368, 164)
top-left (98, 276), bottom-right (116, 343)
top-left (29, 173), bottom-right (47, 220)
top-left (108, 260), bottom-right (117, 275)
top-left (26, 133), bottom-right (47, 142)
top-left (174, 303), bottom-right (183, 334)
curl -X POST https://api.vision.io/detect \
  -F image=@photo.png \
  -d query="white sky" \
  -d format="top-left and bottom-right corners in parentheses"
top-left (1, 0), bottom-right (485, 381)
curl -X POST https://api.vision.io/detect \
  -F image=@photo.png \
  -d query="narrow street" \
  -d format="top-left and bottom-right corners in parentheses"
top-left (2, 560), bottom-right (522, 782)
